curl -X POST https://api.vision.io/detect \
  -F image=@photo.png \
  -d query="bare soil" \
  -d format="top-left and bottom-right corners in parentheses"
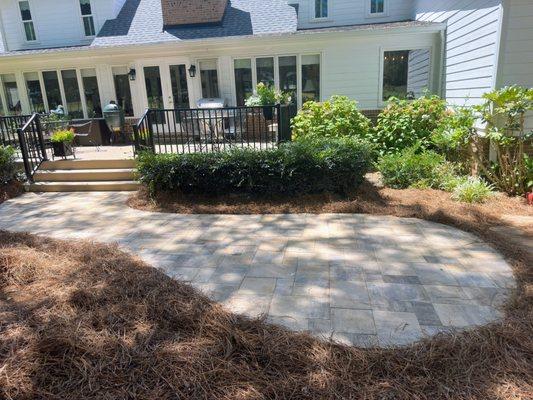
top-left (0, 180), bottom-right (531, 399)
top-left (0, 181), bottom-right (23, 205)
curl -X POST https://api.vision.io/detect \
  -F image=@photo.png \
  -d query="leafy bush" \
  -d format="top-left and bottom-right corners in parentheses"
top-left (50, 130), bottom-right (75, 143)
top-left (291, 96), bottom-right (371, 141)
top-left (372, 95), bottom-right (451, 156)
top-left (452, 177), bottom-right (494, 203)
top-left (377, 146), bottom-right (446, 189)
top-left (245, 83), bottom-right (291, 106)
top-left (137, 137), bottom-right (373, 196)
top-left (0, 145), bottom-right (18, 184)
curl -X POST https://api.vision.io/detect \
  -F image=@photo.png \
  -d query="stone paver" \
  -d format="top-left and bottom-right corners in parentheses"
top-left (0, 192), bottom-right (516, 348)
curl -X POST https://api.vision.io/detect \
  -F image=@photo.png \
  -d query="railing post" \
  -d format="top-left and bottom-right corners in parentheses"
top-left (35, 114), bottom-right (48, 161)
top-left (17, 127), bottom-right (33, 182)
top-left (146, 110), bottom-right (155, 152)
top-left (132, 124), bottom-right (140, 153)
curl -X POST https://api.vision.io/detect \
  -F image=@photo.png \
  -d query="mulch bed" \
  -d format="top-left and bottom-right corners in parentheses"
top-left (0, 181), bottom-right (23, 205)
top-left (1, 182), bottom-right (532, 399)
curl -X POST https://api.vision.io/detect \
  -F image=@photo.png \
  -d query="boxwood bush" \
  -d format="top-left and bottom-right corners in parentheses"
top-left (137, 137), bottom-right (373, 196)
top-left (0, 145), bottom-right (18, 185)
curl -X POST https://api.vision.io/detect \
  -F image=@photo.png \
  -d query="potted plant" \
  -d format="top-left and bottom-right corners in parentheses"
top-left (245, 83), bottom-right (292, 120)
top-left (50, 129), bottom-right (75, 158)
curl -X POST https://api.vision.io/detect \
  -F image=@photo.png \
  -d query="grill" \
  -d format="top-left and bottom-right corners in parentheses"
top-left (196, 98), bottom-right (227, 109)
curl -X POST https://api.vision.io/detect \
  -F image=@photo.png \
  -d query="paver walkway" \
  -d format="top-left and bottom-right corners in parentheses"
top-left (0, 192), bottom-right (516, 347)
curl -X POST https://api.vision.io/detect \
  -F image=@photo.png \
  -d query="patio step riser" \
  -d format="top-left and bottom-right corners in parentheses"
top-left (34, 170), bottom-right (135, 183)
top-left (27, 181), bottom-right (140, 192)
top-left (40, 159), bottom-right (136, 170)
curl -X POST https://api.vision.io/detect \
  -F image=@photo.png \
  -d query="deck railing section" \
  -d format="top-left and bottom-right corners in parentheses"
top-left (17, 113), bottom-right (48, 182)
top-left (0, 114), bottom-right (33, 157)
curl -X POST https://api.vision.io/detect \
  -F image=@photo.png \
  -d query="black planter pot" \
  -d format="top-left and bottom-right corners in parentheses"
top-left (262, 105), bottom-right (274, 121)
top-left (52, 142), bottom-right (74, 158)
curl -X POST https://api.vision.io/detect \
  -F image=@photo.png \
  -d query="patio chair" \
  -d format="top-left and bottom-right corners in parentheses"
top-left (68, 120), bottom-right (101, 152)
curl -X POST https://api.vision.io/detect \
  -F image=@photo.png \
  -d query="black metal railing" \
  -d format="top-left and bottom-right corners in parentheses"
top-left (17, 113), bottom-right (48, 182)
top-left (133, 104), bottom-right (297, 154)
top-left (0, 114), bottom-right (33, 156)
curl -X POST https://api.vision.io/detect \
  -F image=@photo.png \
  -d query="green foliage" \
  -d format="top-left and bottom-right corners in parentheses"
top-left (0, 145), bottom-right (17, 184)
top-left (291, 96), bottom-right (371, 141)
top-left (377, 146), bottom-right (446, 189)
top-left (245, 83), bottom-right (292, 106)
top-left (451, 177), bottom-right (494, 204)
top-left (50, 130), bottom-right (75, 143)
top-left (372, 95), bottom-right (450, 155)
top-left (137, 137), bottom-right (374, 197)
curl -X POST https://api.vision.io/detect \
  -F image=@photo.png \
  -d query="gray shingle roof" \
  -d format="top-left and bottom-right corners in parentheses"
top-left (93, 0), bottom-right (297, 47)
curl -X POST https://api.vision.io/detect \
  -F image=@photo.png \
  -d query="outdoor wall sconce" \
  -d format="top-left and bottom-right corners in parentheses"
top-left (128, 68), bottom-right (136, 81)
top-left (188, 65), bottom-right (197, 78)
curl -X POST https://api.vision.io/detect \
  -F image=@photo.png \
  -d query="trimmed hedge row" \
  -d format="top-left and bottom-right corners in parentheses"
top-left (137, 138), bottom-right (373, 196)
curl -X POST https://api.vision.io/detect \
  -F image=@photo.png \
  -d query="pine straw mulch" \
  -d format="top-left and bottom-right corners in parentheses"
top-left (0, 181), bottom-right (23, 205)
top-left (1, 184), bottom-right (532, 399)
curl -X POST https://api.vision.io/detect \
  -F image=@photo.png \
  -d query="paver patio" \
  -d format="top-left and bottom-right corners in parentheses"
top-left (0, 192), bottom-right (516, 347)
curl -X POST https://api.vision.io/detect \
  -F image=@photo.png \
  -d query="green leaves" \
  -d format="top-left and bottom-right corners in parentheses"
top-left (136, 138), bottom-right (373, 197)
top-left (0, 145), bottom-right (18, 184)
top-left (50, 130), bottom-right (75, 144)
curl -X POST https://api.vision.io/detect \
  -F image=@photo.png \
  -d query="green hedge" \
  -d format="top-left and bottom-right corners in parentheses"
top-left (0, 145), bottom-right (17, 185)
top-left (137, 138), bottom-right (373, 196)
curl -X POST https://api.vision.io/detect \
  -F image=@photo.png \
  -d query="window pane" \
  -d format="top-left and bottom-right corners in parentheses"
top-left (18, 1), bottom-right (31, 20)
top-left (81, 69), bottom-right (101, 118)
top-left (199, 59), bottom-right (220, 98)
top-left (169, 64), bottom-right (189, 108)
top-left (61, 69), bottom-right (83, 118)
top-left (83, 16), bottom-right (95, 36)
top-left (315, 0), bottom-right (327, 18)
top-left (302, 55), bottom-right (320, 103)
top-left (371, 0), bottom-right (384, 14)
top-left (24, 21), bottom-right (36, 41)
top-left (382, 49), bottom-right (430, 101)
top-left (378, 0), bottom-right (384, 13)
top-left (24, 72), bottom-right (45, 113)
top-left (79, 0), bottom-right (92, 15)
top-left (256, 57), bottom-right (274, 88)
top-left (112, 67), bottom-right (133, 116)
top-left (1, 74), bottom-right (21, 115)
top-left (42, 71), bottom-right (62, 110)
top-left (234, 59), bottom-right (252, 106)
top-left (279, 56), bottom-right (297, 105)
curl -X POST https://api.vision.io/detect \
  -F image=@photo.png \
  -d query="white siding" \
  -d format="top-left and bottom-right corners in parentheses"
top-left (498, 0), bottom-right (533, 131)
top-left (291, 0), bottom-right (414, 29)
top-left (407, 49), bottom-right (431, 97)
top-left (0, 0), bottom-right (125, 51)
top-left (414, 0), bottom-right (502, 107)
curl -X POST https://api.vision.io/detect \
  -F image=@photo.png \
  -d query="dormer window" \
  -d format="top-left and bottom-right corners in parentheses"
top-left (369, 0), bottom-right (385, 15)
top-left (314, 0), bottom-right (328, 19)
top-left (18, 1), bottom-right (36, 41)
top-left (79, 0), bottom-right (96, 37)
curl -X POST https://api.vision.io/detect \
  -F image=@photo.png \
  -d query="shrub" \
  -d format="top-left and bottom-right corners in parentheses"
top-left (137, 137), bottom-right (373, 197)
top-left (0, 145), bottom-right (18, 184)
top-left (452, 177), bottom-right (494, 203)
top-left (245, 83), bottom-right (292, 106)
top-left (50, 130), bottom-right (75, 143)
top-left (291, 96), bottom-right (371, 141)
top-left (372, 95), bottom-right (450, 156)
top-left (377, 146), bottom-right (446, 189)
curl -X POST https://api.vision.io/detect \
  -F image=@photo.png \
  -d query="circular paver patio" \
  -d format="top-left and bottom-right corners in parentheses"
top-left (0, 192), bottom-right (516, 347)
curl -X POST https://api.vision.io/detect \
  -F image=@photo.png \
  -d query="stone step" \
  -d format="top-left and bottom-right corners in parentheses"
top-left (34, 169), bottom-right (135, 182)
top-left (27, 181), bottom-right (140, 192)
top-left (40, 159), bottom-right (136, 170)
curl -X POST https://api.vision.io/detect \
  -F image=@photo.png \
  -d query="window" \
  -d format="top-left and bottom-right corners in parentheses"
top-left (302, 55), bottom-right (320, 103)
top-left (0, 74), bottom-right (21, 115)
top-left (112, 67), bottom-right (133, 116)
top-left (169, 64), bottom-right (189, 109)
top-left (18, 1), bottom-right (36, 41)
top-left (81, 69), bottom-right (102, 117)
top-left (234, 59), bottom-right (253, 106)
top-left (256, 57), bottom-right (274, 87)
top-left (382, 49), bottom-right (430, 102)
top-left (79, 0), bottom-right (96, 37)
top-left (279, 56), bottom-right (297, 105)
top-left (199, 59), bottom-right (220, 99)
top-left (24, 72), bottom-right (45, 113)
top-left (42, 71), bottom-right (62, 111)
top-left (369, 0), bottom-right (385, 15)
top-left (315, 0), bottom-right (328, 18)
top-left (61, 70), bottom-right (83, 118)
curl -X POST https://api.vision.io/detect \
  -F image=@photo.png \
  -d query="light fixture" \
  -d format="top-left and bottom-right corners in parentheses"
top-left (188, 65), bottom-right (197, 78)
top-left (128, 68), bottom-right (136, 81)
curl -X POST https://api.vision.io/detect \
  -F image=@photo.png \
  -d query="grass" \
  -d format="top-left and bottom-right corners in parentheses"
top-left (1, 178), bottom-right (531, 399)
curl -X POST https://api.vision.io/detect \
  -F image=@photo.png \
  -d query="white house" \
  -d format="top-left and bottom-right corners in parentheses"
top-left (0, 0), bottom-right (530, 128)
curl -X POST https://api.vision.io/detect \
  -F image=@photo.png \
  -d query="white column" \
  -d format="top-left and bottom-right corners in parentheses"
top-left (95, 64), bottom-right (116, 107)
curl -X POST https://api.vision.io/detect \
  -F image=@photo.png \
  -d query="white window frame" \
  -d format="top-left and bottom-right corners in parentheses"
top-left (22, 70), bottom-right (47, 113)
top-left (195, 58), bottom-right (222, 100)
top-left (17, 0), bottom-right (38, 43)
top-left (366, 0), bottom-right (388, 18)
top-left (310, 0), bottom-right (332, 22)
top-left (230, 53), bottom-right (323, 109)
top-left (78, 0), bottom-right (96, 37)
top-left (378, 46), bottom-right (433, 108)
